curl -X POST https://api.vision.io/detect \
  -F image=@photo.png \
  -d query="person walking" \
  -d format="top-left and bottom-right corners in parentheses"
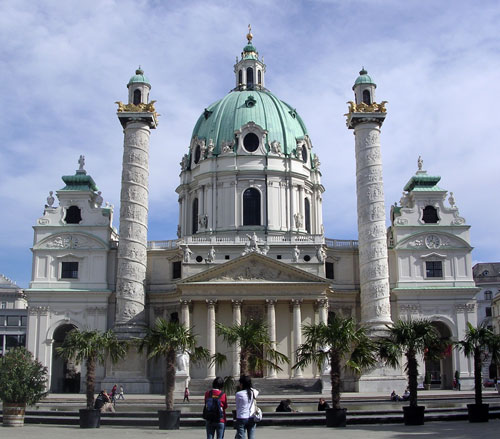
top-left (183, 386), bottom-right (190, 403)
top-left (204, 377), bottom-right (227, 439)
top-left (116, 385), bottom-right (125, 400)
top-left (235, 375), bottom-right (259, 439)
top-left (454, 370), bottom-right (461, 391)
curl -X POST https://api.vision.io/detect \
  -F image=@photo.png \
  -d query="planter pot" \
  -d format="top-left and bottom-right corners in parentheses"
top-left (325, 408), bottom-right (347, 427)
top-left (158, 410), bottom-right (181, 430)
top-left (79, 408), bottom-right (101, 428)
top-left (403, 405), bottom-right (425, 425)
top-left (424, 384), bottom-right (431, 390)
top-left (467, 404), bottom-right (489, 423)
top-left (2, 403), bottom-right (26, 427)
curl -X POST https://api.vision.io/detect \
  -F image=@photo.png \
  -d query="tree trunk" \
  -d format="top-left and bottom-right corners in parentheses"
top-left (330, 351), bottom-right (341, 409)
top-left (407, 350), bottom-right (418, 408)
top-left (240, 350), bottom-right (249, 376)
top-left (474, 347), bottom-right (482, 406)
top-left (165, 349), bottom-right (176, 411)
top-left (86, 356), bottom-right (96, 409)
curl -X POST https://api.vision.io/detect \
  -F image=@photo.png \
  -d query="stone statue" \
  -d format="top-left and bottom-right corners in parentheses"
top-left (206, 246), bottom-right (215, 263)
top-left (246, 233), bottom-right (259, 252)
top-left (180, 154), bottom-right (189, 170)
top-left (312, 155), bottom-right (320, 169)
top-left (46, 191), bottom-right (55, 207)
top-left (261, 244), bottom-right (270, 256)
top-left (176, 350), bottom-right (189, 374)
top-left (293, 246), bottom-right (300, 262)
top-left (417, 155), bottom-right (423, 171)
top-left (177, 224), bottom-right (182, 239)
top-left (270, 140), bottom-right (282, 154)
top-left (95, 191), bottom-right (103, 207)
top-left (78, 155), bottom-right (85, 171)
top-left (207, 139), bottom-right (215, 157)
top-left (182, 245), bottom-right (192, 263)
top-left (400, 191), bottom-right (409, 207)
top-left (221, 140), bottom-right (234, 153)
top-left (316, 246), bottom-right (326, 263)
top-left (294, 212), bottom-right (303, 229)
top-left (448, 192), bottom-right (456, 208)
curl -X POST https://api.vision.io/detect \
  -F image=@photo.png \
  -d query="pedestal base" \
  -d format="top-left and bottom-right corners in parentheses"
top-left (356, 364), bottom-right (407, 393)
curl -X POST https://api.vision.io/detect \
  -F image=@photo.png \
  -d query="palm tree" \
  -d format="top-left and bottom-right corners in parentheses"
top-left (215, 319), bottom-right (289, 377)
top-left (139, 318), bottom-right (209, 411)
top-left (379, 319), bottom-right (447, 409)
top-left (293, 315), bottom-right (377, 412)
top-left (457, 323), bottom-right (500, 406)
top-left (56, 328), bottom-right (127, 409)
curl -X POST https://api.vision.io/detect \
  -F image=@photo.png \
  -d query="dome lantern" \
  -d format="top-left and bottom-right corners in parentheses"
top-left (352, 67), bottom-right (377, 105)
top-left (234, 25), bottom-right (266, 91)
top-left (127, 66), bottom-right (151, 105)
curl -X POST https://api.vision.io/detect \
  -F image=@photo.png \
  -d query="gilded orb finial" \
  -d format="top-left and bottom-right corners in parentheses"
top-left (247, 24), bottom-right (253, 43)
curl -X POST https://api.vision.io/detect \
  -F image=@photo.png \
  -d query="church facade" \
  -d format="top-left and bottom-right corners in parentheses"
top-left (25, 32), bottom-right (478, 394)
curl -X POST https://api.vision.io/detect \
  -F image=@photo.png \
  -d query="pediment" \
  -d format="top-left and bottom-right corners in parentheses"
top-left (396, 231), bottom-right (471, 251)
top-left (35, 232), bottom-right (108, 250)
top-left (180, 253), bottom-right (328, 284)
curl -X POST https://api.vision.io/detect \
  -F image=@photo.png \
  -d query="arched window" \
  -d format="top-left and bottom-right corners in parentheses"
top-left (422, 205), bottom-right (439, 223)
top-left (192, 198), bottom-right (198, 234)
top-left (305, 198), bottom-right (311, 233)
top-left (65, 205), bottom-right (82, 224)
top-left (243, 188), bottom-right (261, 225)
top-left (133, 89), bottom-right (141, 105)
top-left (238, 70), bottom-right (243, 85)
top-left (362, 90), bottom-right (371, 104)
top-left (246, 67), bottom-right (254, 88)
top-left (258, 70), bottom-right (262, 85)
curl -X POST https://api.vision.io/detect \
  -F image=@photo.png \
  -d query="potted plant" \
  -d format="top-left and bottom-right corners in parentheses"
top-left (56, 328), bottom-right (128, 428)
top-left (457, 323), bottom-right (500, 422)
top-left (293, 315), bottom-right (377, 427)
top-left (424, 371), bottom-right (432, 390)
top-left (215, 319), bottom-right (289, 376)
top-left (139, 318), bottom-right (209, 430)
top-left (0, 347), bottom-right (48, 427)
top-left (379, 319), bottom-right (447, 426)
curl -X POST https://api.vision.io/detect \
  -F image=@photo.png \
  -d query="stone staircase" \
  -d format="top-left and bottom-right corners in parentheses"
top-left (187, 378), bottom-right (321, 395)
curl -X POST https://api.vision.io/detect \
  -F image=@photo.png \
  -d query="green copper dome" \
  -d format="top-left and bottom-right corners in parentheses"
top-left (353, 68), bottom-right (376, 88)
top-left (191, 90), bottom-right (308, 156)
top-left (128, 68), bottom-right (150, 87)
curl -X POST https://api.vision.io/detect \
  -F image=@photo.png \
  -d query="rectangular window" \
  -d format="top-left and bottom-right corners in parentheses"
top-left (172, 261), bottom-right (181, 279)
top-left (485, 291), bottom-right (492, 301)
top-left (5, 335), bottom-right (23, 350)
top-left (486, 307), bottom-right (492, 317)
top-left (425, 261), bottom-right (443, 278)
top-left (6, 316), bottom-right (19, 326)
top-left (21, 316), bottom-right (27, 327)
top-left (325, 262), bottom-right (334, 279)
top-left (1, 302), bottom-right (6, 309)
top-left (61, 261), bottom-right (79, 279)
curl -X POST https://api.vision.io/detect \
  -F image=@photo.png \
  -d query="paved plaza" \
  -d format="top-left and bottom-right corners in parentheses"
top-left (4, 421), bottom-right (500, 439)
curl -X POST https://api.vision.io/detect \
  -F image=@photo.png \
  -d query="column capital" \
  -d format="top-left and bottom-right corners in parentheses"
top-left (266, 299), bottom-right (277, 306)
top-left (206, 299), bottom-right (218, 307)
top-left (291, 298), bottom-right (303, 306)
top-left (231, 299), bottom-right (243, 308)
top-left (180, 299), bottom-right (192, 306)
top-left (315, 298), bottom-right (328, 309)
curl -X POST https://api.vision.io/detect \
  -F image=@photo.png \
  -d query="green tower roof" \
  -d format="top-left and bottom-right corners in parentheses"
top-left (60, 172), bottom-right (98, 192)
top-left (403, 172), bottom-right (442, 192)
top-left (128, 68), bottom-right (150, 87)
top-left (191, 90), bottom-right (308, 156)
top-left (353, 68), bottom-right (376, 88)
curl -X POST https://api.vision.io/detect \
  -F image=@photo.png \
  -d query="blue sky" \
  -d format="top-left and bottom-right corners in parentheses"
top-left (1, 0), bottom-right (499, 287)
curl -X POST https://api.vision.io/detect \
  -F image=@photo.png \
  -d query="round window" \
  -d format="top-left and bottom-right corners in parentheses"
top-left (194, 145), bottom-right (201, 164)
top-left (195, 255), bottom-right (203, 263)
top-left (243, 133), bottom-right (259, 152)
top-left (303, 255), bottom-right (311, 262)
top-left (301, 147), bottom-right (308, 163)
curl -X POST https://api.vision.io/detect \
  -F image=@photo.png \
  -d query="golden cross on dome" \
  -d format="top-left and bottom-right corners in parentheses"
top-left (247, 24), bottom-right (253, 43)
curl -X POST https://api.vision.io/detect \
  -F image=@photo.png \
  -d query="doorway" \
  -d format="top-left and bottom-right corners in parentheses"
top-left (424, 321), bottom-right (453, 389)
top-left (51, 324), bottom-right (81, 393)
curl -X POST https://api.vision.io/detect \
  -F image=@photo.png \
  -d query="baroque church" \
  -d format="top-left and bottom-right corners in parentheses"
top-left (25, 31), bottom-right (479, 394)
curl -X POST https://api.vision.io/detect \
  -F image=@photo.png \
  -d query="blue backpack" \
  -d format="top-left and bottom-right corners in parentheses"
top-left (203, 390), bottom-right (224, 422)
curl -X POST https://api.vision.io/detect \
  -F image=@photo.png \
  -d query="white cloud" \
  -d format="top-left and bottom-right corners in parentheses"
top-left (1, 0), bottom-right (499, 286)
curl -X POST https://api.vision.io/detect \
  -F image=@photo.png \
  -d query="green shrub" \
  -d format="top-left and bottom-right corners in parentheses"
top-left (0, 347), bottom-right (48, 405)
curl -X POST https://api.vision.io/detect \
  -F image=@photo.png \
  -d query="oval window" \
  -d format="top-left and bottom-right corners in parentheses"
top-left (195, 255), bottom-right (203, 263)
top-left (194, 145), bottom-right (201, 164)
top-left (302, 147), bottom-right (308, 163)
top-left (243, 133), bottom-right (259, 152)
top-left (304, 255), bottom-right (311, 262)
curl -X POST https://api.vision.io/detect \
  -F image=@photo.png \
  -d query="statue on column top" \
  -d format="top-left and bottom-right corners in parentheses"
top-left (417, 155), bottom-right (423, 171)
top-left (78, 155), bottom-right (85, 171)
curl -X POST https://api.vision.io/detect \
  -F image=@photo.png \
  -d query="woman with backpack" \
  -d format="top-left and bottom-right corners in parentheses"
top-left (204, 376), bottom-right (227, 439)
top-left (235, 375), bottom-right (259, 439)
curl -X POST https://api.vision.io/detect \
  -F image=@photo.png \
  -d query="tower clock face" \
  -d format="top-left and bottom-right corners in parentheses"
top-left (425, 234), bottom-right (441, 249)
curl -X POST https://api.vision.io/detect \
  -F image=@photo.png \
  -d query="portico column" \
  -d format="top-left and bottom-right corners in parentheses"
top-left (292, 299), bottom-right (303, 378)
top-left (266, 299), bottom-right (277, 378)
top-left (317, 298), bottom-right (328, 324)
top-left (180, 300), bottom-right (191, 328)
top-left (206, 299), bottom-right (217, 379)
top-left (231, 300), bottom-right (242, 377)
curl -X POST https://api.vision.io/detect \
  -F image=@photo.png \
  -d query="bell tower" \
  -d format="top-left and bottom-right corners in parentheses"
top-left (114, 68), bottom-right (158, 334)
